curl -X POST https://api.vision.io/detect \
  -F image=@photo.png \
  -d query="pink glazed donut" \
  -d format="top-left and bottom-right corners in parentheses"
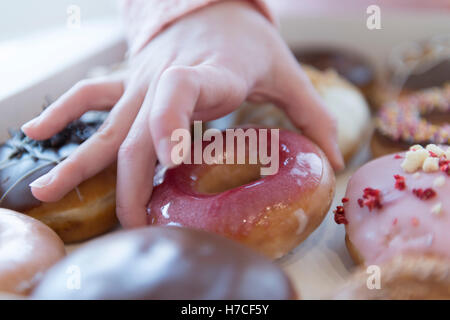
top-left (336, 144), bottom-right (450, 265)
top-left (148, 128), bottom-right (335, 259)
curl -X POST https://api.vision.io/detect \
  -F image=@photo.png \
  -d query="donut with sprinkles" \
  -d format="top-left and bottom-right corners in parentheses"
top-left (371, 84), bottom-right (450, 157)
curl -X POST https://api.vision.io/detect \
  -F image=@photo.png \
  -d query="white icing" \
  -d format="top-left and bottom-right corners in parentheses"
top-left (401, 149), bottom-right (428, 173)
top-left (423, 157), bottom-right (439, 172)
top-left (402, 144), bottom-right (446, 174)
top-left (410, 144), bottom-right (424, 151)
top-left (426, 144), bottom-right (445, 157)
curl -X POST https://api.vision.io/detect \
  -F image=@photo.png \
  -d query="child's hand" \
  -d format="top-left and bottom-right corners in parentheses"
top-left (22, 1), bottom-right (343, 228)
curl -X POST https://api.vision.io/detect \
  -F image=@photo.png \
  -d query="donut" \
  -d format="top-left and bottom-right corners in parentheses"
top-left (229, 66), bottom-right (371, 162)
top-left (292, 47), bottom-right (376, 101)
top-left (333, 255), bottom-right (450, 300)
top-left (0, 111), bottom-right (117, 243)
top-left (32, 227), bottom-right (297, 299)
top-left (371, 84), bottom-right (450, 158)
top-left (0, 208), bottom-right (65, 295)
top-left (389, 35), bottom-right (450, 90)
top-left (374, 35), bottom-right (450, 108)
top-left (334, 143), bottom-right (450, 266)
top-left (147, 128), bottom-right (335, 259)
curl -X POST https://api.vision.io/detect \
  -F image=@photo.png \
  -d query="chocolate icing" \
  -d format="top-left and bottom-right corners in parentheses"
top-left (0, 111), bottom-right (107, 212)
top-left (32, 227), bottom-right (296, 300)
top-left (293, 48), bottom-right (374, 89)
top-left (403, 59), bottom-right (450, 90)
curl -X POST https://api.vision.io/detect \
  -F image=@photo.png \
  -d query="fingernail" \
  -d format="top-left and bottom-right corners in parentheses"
top-left (157, 138), bottom-right (176, 168)
top-left (29, 174), bottom-right (52, 189)
top-left (21, 118), bottom-right (37, 132)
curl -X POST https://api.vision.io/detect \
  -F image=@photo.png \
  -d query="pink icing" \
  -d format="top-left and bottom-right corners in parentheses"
top-left (345, 148), bottom-right (450, 265)
top-left (147, 130), bottom-right (324, 236)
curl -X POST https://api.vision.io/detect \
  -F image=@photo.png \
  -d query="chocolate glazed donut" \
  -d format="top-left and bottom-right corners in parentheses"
top-left (0, 112), bottom-right (117, 243)
top-left (32, 227), bottom-right (297, 300)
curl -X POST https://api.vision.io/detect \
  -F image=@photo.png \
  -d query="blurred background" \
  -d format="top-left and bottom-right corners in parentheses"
top-left (0, 0), bottom-right (449, 137)
top-left (0, 0), bottom-right (118, 42)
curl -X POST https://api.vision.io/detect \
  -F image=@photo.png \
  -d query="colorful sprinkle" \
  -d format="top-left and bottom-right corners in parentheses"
top-left (376, 84), bottom-right (450, 145)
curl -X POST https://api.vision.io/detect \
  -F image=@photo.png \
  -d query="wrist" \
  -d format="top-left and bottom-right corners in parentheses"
top-left (122, 0), bottom-right (276, 57)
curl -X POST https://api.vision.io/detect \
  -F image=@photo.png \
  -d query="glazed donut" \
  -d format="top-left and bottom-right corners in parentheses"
top-left (333, 255), bottom-right (450, 300)
top-left (292, 47), bottom-right (376, 100)
top-left (0, 111), bottom-right (117, 243)
top-left (230, 66), bottom-right (371, 162)
top-left (372, 84), bottom-right (450, 158)
top-left (147, 128), bottom-right (335, 259)
top-left (0, 208), bottom-right (65, 295)
top-left (334, 143), bottom-right (450, 266)
top-left (32, 227), bottom-right (297, 299)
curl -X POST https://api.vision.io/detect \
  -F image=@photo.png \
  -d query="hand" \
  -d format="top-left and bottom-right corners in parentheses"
top-left (22, 1), bottom-right (344, 228)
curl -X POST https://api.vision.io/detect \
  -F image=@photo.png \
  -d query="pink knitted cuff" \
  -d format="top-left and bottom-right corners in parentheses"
top-left (120, 0), bottom-right (276, 56)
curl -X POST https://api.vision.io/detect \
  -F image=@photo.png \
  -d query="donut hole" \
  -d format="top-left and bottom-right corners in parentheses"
top-left (195, 163), bottom-right (263, 194)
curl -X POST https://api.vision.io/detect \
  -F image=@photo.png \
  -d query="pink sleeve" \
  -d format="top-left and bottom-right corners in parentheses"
top-left (268, 0), bottom-right (450, 16)
top-left (120, 0), bottom-right (276, 56)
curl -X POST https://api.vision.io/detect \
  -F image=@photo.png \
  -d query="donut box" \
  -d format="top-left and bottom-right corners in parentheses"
top-left (0, 11), bottom-right (449, 299)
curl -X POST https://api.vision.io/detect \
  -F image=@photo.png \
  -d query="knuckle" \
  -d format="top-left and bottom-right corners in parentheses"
top-left (115, 205), bottom-right (128, 222)
top-left (149, 108), bottom-right (170, 125)
top-left (115, 204), bottom-right (127, 216)
top-left (115, 204), bottom-right (130, 223)
top-left (59, 158), bottom-right (85, 184)
top-left (225, 80), bottom-right (247, 107)
top-left (161, 66), bottom-right (194, 86)
top-left (73, 79), bottom-right (94, 92)
top-left (115, 203), bottom-right (134, 222)
top-left (118, 140), bottom-right (139, 161)
top-left (94, 124), bottom-right (117, 144)
top-left (73, 79), bottom-right (98, 101)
